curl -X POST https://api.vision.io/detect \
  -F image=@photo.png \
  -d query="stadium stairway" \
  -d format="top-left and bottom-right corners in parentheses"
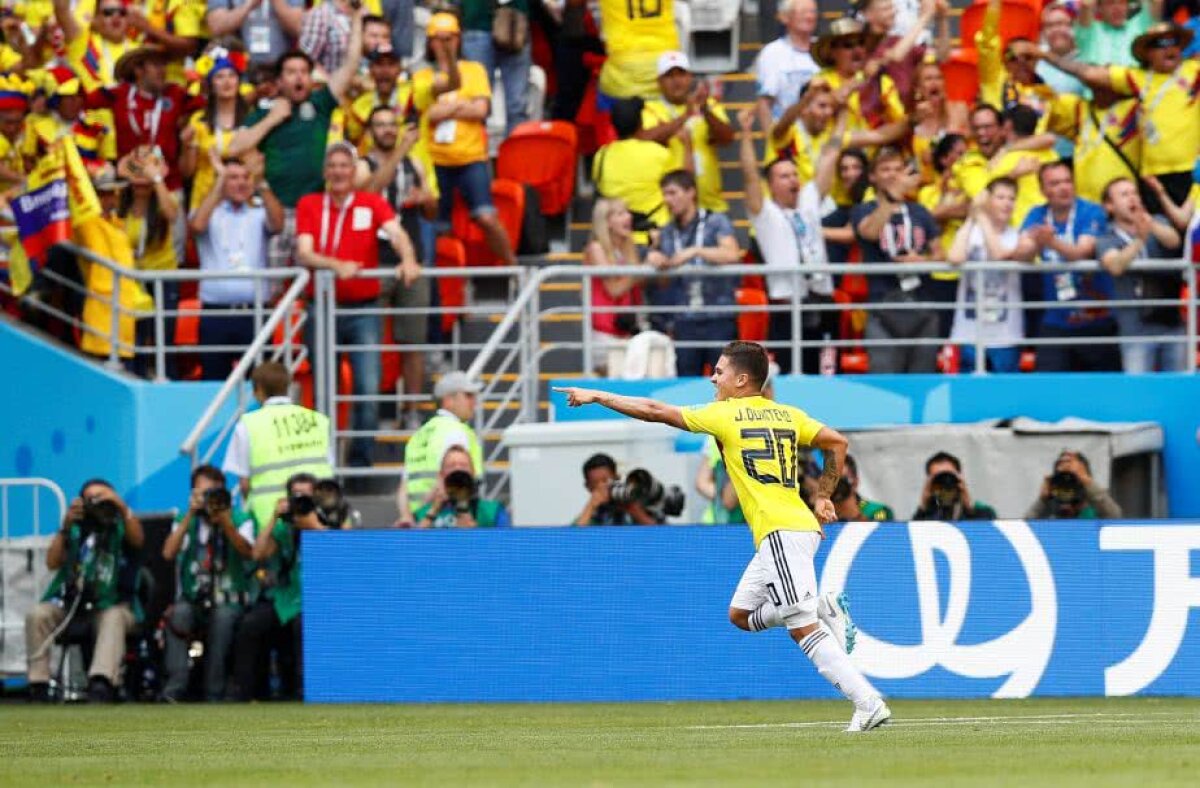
top-left (357, 5), bottom-right (968, 518)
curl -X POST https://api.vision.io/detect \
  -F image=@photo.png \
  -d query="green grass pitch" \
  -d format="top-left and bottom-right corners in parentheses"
top-left (2, 697), bottom-right (1198, 786)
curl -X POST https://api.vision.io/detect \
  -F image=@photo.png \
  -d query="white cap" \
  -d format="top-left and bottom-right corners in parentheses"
top-left (433, 371), bottom-right (482, 399)
top-left (656, 51), bottom-right (691, 77)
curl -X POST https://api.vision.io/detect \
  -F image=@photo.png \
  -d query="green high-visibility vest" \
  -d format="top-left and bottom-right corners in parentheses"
top-left (242, 402), bottom-right (333, 530)
top-left (404, 413), bottom-right (483, 508)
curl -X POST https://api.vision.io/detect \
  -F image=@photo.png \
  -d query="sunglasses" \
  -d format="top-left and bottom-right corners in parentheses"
top-left (833, 38), bottom-right (865, 50)
top-left (1148, 36), bottom-right (1181, 50)
top-left (100, 7), bottom-right (128, 17)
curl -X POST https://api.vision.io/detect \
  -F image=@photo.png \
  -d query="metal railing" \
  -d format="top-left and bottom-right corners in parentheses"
top-left (1, 240), bottom-right (309, 382)
top-left (0, 478), bottom-right (65, 674)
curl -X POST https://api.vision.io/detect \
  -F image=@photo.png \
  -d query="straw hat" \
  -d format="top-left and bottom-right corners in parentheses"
top-left (812, 17), bottom-right (867, 69)
top-left (1130, 22), bottom-right (1194, 67)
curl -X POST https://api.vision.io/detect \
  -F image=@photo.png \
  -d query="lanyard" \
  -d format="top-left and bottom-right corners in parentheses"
top-left (881, 204), bottom-right (913, 258)
top-left (127, 88), bottom-right (164, 143)
top-left (669, 209), bottom-right (707, 263)
top-left (1113, 226), bottom-right (1141, 261)
top-left (1049, 203), bottom-right (1076, 246)
top-left (320, 194), bottom-right (352, 256)
top-left (1144, 66), bottom-right (1182, 118)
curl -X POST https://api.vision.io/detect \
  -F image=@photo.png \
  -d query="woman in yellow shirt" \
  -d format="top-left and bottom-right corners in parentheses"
top-left (117, 146), bottom-right (180, 375)
top-left (179, 48), bottom-right (248, 213)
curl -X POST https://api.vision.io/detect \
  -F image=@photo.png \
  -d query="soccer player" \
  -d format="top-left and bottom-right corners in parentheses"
top-left (554, 341), bottom-right (892, 733)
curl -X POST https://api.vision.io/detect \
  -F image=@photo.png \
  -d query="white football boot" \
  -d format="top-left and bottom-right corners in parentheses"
top-left (845, 697), bottom-right (892, 733)
top-left (817, 591), bottom-right (858, 654)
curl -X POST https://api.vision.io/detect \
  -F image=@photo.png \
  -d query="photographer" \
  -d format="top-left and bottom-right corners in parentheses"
top-left (231, 473), bottom-right (325, 701)
top-left (913, 452), bottom-right (998, 522)
top-left (413, 448), bottom-right (511, 528)
top-left (160, 465), bottom-right (255, 703)
top-left (575, 454), bottom-right (661, 526)
top-left (1026, 450), bottom-right (1123, 520)
top-left (25, 480), bottom-right (144, 703)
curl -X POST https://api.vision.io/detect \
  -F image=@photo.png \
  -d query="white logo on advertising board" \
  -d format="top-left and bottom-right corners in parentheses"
top-left (821, 521), bottom-right (1057, 698)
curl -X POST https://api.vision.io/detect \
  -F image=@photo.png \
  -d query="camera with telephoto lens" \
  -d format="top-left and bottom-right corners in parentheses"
top-left (930, 471), bottom-right (962, 510)
top-left (1048, 470), bottom-right (1085, 517)
top-left (313, 478), bottom-right (352, 528)
top-left (203, 487), bottom-right (232, 513)
top-left (443, 470), bottom-right (477, 515)
top-left (81, 495), bottom-right (122, 533)
top-left (609, 468), bottom-right (685, 520)
top-left (286, 493), bottom-right (316, 522)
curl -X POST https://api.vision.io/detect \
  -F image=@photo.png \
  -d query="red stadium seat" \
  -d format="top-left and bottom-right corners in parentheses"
top-left (435, 236), bottom-right (468, 336)
top-left (959, 1), bottom-right (1039, 51)
top-left (942, 49), bottom-right (980, 105)
top-left (735, 287), bottom-right (769, 342)
top-left (450, 178), bottom-right (525, 266)
top-left (496, 121), bottom-right (579, 216)
top-left (174, 297), bottom-right (202, 380)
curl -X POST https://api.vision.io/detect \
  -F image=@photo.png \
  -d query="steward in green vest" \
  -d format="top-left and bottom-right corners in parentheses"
top-left (399, 371), bottom-right (484, 524)
top-left (160, 465), bottom-right (256, 702)
top-left (699, 438), bottom-right (746, 525)
top-left (225, 362), bottom-right (333, 534)
top-left (26, 479), bottom-right (144, 703)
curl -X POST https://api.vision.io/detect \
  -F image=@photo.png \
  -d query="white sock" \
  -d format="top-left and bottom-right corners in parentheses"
top-left (747, 602), bottom-right (782, 632)
top-left (799, 628), bottom-right (878, 710)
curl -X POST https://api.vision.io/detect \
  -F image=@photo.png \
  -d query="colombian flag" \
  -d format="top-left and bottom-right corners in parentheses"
top-left (7, 138), bottom-right (100, 294)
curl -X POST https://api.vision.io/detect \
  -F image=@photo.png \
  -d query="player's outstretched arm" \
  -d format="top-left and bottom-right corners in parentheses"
top-left (554, 387), bottom-right (687, 430)
top-left (810, 426), bottom-right (850, 524)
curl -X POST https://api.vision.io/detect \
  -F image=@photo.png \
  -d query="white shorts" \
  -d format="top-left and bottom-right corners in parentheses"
top-left (730, 529), bottom-right (821, 629)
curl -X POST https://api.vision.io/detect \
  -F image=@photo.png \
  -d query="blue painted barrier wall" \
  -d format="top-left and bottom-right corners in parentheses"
top-left (303, 521), bottom-right (1200, 703)
top-left (1, 321), bottom-right (241, 533)
top-left (549, 374), bottom-right (1200, 517)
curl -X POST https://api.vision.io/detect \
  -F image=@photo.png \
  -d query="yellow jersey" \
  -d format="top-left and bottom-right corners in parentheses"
top-left (975, 2), bottom-right (1054, 134)
top-left (1046, 94), bottom-right (1141, 204)
top-left (1108, 62), bottom-right (1200, 176)
top-left (989, 147), bottom-right (1058, 227)
top-left (768, 120), bottom-right (830, 182)
top-left (591, 137), bottom-right (673, 230)
top-left (597, 0), bottom-right (678, 99)
top-left (413, 60), bottom-right (491, 167)
top-left (681, 395), bottom-right (825, 547)
top-left (641, 97), bottom-right (728, 213)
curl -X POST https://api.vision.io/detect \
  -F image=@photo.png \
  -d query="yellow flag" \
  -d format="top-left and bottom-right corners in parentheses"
top-left (61, 137), bottom-right (101, 227)
top-left (3, 226), bottom-right (31, 296)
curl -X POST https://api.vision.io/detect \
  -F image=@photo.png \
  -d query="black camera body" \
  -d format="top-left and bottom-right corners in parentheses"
top-left (609, 468), bottom-right (685, 521)
top-left (930, 471), bottom-right (961, 507)
top-left (81, 495), bottom-right (122, 533)
top-left (443, 470), bottom-right (477, 516)
top-left (314, 479), bottom-right (352, 528)
top-left (1048, 470), bottom-right (1086, 517)
top-left (203, 487), bottom-right (232, 512)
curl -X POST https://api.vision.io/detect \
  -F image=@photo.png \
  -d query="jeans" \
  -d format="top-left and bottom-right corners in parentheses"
top-left (338, 309), bottom-right (381, 467)
top-left (461, 29), bottom-right (531, 137)
top-left (674, 317), bottom-right (736, 377)
top-left (1036, 322), bottom-right (1122, 372)
top-left (958, 345), bottom-right (1021, 373)
top-left (1119, 325), bottom-right (1188, 373)
top-left (198, 308), bottom-right (258, 381)
top-left (162, 602), bottom-right (241, 701)
top-left (865, 311), bottom-right (940, 373)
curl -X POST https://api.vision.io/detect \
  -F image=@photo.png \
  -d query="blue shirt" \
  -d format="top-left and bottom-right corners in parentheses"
top-left (1021, 199), bottom-right (1114, 330)
top-left (646, 209), bottom-right (737, 326)
top-left (196, 200), bottom-right (272, 306)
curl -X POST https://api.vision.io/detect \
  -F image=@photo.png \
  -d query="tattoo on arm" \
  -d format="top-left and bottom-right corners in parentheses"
top-left (817, 449), bottom-right (840, 498)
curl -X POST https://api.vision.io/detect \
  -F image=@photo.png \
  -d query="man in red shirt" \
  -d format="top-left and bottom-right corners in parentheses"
top-left (87, 44), bottom-right (200, 261)
top-left (296, 141), bottom-right (420, 468)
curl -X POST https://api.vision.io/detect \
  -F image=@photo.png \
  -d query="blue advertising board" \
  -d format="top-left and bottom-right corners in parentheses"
top-left (303, 521), bottom-right (1200, 703)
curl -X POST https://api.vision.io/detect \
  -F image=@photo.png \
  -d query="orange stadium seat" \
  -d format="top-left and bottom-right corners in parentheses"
top-left (959, 1), bottom-right (1040, 51)
top-left (450, 178), bottom-right (525, 265)
top-left (435, 236), bottom-right (468, 336)
top-left (942, 49), bottom-right (980, 105)
top-left (173, 298), bottom-right (202, 380)
top-left (496, 121), bottom-right (579, 216)
top-left (735, 287), bottom-right (769, 342)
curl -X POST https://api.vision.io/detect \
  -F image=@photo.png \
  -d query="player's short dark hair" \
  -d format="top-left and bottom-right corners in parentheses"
top-left (611, 98), bottom-right (644, 139)
top-left (720, 341), bottom-right (770, 390)
top-left (925, 451), bottom-right (963, 475)
top-left (251, 361), bottom-right (291, 398)
top-left (660, 169), bottom-right (697, 193)
top-left (191, 464), bottom-right (225, 488)
top-left (1038, 159), bottom-right (1072, 185)
top-left (582, 453), bottom-right (618, 477)
top-left (1003, 104), bottom-right (1039, 137)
